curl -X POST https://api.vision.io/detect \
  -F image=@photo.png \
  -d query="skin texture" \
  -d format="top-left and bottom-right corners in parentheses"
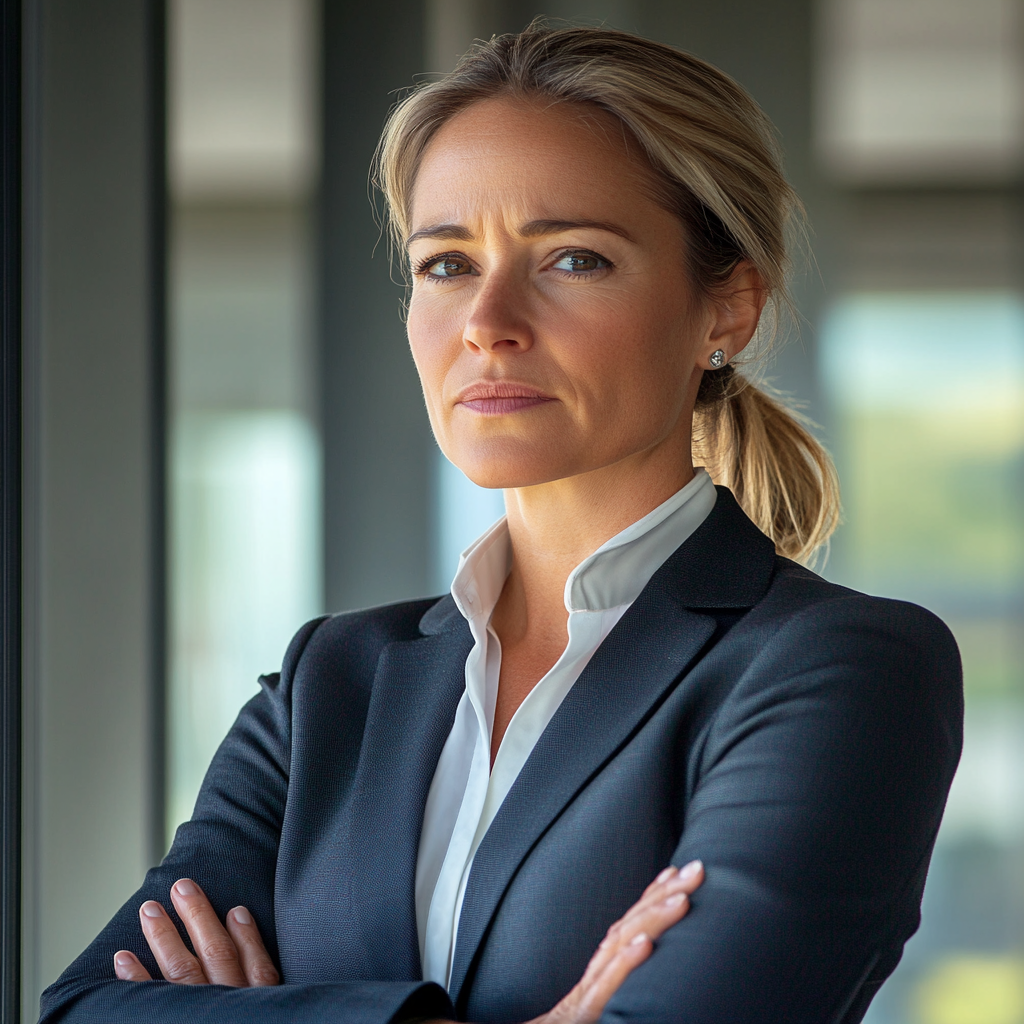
top-left (119, 95), bottom-right (763, 1023)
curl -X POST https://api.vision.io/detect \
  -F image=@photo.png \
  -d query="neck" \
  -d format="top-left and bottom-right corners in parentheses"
top-left (492, 435), bottom-right (695, 648)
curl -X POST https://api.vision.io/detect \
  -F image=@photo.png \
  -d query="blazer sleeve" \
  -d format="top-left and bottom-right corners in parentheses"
top-left (37, 615), bottom-right (454, 1024)
top-left (603, 594), bottom-right (963, 1024)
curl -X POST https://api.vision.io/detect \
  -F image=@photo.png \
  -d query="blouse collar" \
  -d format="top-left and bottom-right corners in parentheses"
top-left (450, 468), bottom-right (718, 623)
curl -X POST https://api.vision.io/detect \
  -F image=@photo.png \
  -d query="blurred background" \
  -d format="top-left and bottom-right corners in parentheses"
top-left (19, 0), bottom-right (1024, 1021)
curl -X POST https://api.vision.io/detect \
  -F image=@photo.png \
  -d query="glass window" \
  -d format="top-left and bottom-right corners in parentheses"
top-left (816, 0), bottom-right (1024, 183)
top-left (822, 291), bottom-right (1024, 1024)
top-left (169, 410), bottom-right (321, 829)
top-left (166, 0), bottom-right (322, 842)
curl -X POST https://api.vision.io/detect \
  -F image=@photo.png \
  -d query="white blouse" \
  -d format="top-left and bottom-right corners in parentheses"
top-left (415, 469), bottom-right (718, 988)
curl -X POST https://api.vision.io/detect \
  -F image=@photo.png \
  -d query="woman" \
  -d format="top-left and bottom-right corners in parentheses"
top-left (40, 24), bottom-right (962, 1024)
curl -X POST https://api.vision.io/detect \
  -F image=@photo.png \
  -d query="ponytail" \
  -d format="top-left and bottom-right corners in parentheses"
top-left (693, 366), bottom-right (840, 566)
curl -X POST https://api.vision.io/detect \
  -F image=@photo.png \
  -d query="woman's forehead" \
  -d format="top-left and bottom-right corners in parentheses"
top-left (409, 97), bottom-right (659, 234)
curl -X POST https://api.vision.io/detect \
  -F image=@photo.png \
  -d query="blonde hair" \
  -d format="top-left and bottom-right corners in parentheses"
top-left (375, 22), bottom-right (839, 564)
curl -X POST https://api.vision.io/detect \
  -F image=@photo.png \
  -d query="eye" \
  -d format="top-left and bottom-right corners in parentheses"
top-left (550, 250), bottom-right (611, 275)
top-left (414, 253), bottom-right (475, 279)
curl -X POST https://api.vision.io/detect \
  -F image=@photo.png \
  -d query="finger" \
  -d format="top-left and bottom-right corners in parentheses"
top-left (582, 870), bottom-right (699, 986)
top-left (544, 865), bottom-right (705, 1024)
top-left (543, 931), bottom-right (657, 1024)
top-left (613, 884), bottom-right (693, 951)
top-left (169, 879), bottom-right (247, 988)
top-left (575, 933), bottom-right (653, 1023)
top-left (139, 901), bottom-right (208, 984)
top-left (225, 907), bottom-right (280, 987)
top-left (614, 861), bottom-right (703, 934)
top-left (677, 859), bottom-right (704, 892)
top-left (113, 950), bottom-right (152, 982)
top-left (635, 860), bottom-right (704, 911)
top-left (644, 865), bottom-right (678, 892)
top-left (581, 902), bottom-right (681, 989)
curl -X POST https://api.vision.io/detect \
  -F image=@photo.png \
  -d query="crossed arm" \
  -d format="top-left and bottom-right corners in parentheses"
top-left (111, 863), bottom-right (706, 1024)
top-left (40, 596), bottom-right (963, 1024)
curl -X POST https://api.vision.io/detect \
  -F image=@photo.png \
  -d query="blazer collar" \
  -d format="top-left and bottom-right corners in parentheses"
top-left (647, 485), bottom-right (776, 610)
top-left (445, 487), bottom-right (776, 1004)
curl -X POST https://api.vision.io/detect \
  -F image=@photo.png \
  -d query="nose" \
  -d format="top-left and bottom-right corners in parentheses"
top-left (462, 270), bottom-right (534, 354)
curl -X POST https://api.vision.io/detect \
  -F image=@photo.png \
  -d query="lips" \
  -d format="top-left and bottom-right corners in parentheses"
top-left (455, 382), bottom-right (554, 415)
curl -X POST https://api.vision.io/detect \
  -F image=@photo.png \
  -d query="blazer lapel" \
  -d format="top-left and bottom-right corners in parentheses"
top-left (344, 603), bottom-right (473, 979)
top-left (448, 488), bottom-right (776, 1003)
top-left (447, 593), bottom-right (715, 1002)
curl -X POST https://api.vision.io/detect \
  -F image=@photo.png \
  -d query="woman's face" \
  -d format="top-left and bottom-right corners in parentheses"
top-left (406, 96), bottom-right (713, 491)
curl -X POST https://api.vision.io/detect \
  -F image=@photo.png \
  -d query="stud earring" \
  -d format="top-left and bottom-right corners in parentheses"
top-left (709, 349), bottom-right (726, 369)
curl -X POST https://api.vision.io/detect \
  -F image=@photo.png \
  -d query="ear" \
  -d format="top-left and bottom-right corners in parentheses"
top-left (701, 261), bottom-right (767, 367)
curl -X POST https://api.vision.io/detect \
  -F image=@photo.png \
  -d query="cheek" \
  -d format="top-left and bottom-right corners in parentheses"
top-left (554, 291), bottom-right (692, 409)
top-left (407, 297), bottom-right (461, 410)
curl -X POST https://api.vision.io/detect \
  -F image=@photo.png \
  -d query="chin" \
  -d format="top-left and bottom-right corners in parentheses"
top-left (455, 460), bottom-right (551, 491)
top-left (445, 437), bottom-right (584, 490)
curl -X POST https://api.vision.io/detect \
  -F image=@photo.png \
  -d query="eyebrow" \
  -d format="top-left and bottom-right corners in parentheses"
top-left (521, 218), bottom-right (636, 243)
top-left (405, 218), bottom-right (636, 248)
top-left (405, 223), bottom-right (474, 247)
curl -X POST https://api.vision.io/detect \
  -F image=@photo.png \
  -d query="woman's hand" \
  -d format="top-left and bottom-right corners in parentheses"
top-left (113, 878), bottom-right (280, 987)
top-left (529, 859), bottom-right (704, 1024)
top-left (113, 859), bottom-right (702, 1016)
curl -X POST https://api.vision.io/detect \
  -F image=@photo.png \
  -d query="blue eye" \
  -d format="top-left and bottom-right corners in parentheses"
top-left (551, 251), bottom-right (609, 274)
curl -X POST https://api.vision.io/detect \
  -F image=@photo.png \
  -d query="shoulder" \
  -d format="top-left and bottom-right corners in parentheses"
top-left (760, 557), bottom-right (959, 659)
top-left (720, 557), bottom-right (963, 725)
top-left (689, 560), bottom-right (964, 810)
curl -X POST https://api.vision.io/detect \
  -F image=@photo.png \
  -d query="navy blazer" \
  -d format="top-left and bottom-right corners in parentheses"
top-left (40, 488), bottom-right (963, 1024)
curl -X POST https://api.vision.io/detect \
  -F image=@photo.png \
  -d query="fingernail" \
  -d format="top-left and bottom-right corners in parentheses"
top-left (630, 932), bottom-right (648, 945)
top-left (174, 879), bottom-right (198, 897)
top-left (114, 952), bottom-right (134, 968)
top-left (140, 902), bottom-right (163, 918)
top-left (656, 867), bottom-right (675, 883)
top-left (665, 892), bottom-right (687, 908)
top-left (679, 859), bottom-right (702, 879)
top-left (232, 906), bottom-right (252, 926)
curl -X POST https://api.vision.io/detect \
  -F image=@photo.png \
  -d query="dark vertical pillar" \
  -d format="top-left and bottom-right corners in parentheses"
top-left (146, 0), bottom-right (168, 868)
top-left (22, 0), bottom-right (165, 1003)
top-left (320, 1), bottom-right (435, 612)
top-left (0, 0), bottom-right (21, 1017)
